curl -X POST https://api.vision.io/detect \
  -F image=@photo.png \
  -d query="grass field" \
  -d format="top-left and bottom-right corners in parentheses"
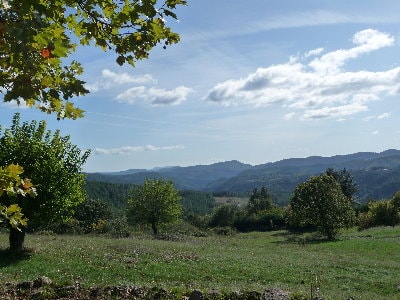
top-left (0, 226), bottom-right (399, 299)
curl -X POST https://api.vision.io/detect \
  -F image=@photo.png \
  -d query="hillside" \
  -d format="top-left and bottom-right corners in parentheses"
top-left (85, 149), bottom-right (400, 204)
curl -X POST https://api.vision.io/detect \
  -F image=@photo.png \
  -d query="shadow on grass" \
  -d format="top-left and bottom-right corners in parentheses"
top-left (0, 248), bottom-right (33, 268)
top-left (271, 231), bottom-right (335, 245)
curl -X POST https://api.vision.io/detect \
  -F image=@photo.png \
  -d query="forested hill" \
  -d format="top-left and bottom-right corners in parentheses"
top-left (85, 149), bottom-right (400, 204)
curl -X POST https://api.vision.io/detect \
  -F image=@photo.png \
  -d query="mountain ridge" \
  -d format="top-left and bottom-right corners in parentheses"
top-left (85, 149), bottom-right (400, 203)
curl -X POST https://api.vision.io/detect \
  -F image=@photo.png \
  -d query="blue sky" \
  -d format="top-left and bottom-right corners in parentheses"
top-left (2, 0), bottom-right (400, 172)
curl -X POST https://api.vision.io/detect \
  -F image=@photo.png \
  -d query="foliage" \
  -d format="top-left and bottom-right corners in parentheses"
top-left (208, 203), bottom-right (242, 228)
top-left (180, 190), bottom-right (216, 216)
top-left (289, 174), bottom-right (355, 239)
top-left (235, 207), bottom-right (286, 232)
top-left (126, 179), bottom-right (182, 235)
top-left (358, 193), bottom-right (400, 229)
top-left (0, 0), bottom-right (186, 119)
top-left (74, 198), bottom-right (113, 232)
top-left (246, 187), bottom-right (273, 215)
top-left (325, 168), bottom-right (358, 203)
top-left (0, 164), bottom-right (36, 229)
top-left (0, 113), bottom-right (90, 230)
top-left (84, 181), bottom-right (133, 214)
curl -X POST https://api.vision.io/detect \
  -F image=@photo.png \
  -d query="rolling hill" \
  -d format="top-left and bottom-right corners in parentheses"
top-left (85, 149), bottom-right (400, 204)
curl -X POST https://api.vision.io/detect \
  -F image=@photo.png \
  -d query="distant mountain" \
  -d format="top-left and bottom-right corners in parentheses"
top-left (85, 150), bottom-right (400, 204)
top-left (86, 160), bottom-right (253, 190)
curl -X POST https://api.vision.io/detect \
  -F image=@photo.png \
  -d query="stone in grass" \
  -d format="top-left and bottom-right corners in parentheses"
top-left (262, 288), bottom-right (290, 300)
top-left (189, 289), bottom-right (204, 300)
top-left (33, 276), bottom-right (52, 288)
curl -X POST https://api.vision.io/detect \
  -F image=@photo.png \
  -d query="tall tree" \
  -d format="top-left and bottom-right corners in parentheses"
top-left (0, 113), bottom-right (90, 251)
top-left (290, 174), bottom-right (355, 240)
top-left (246, 187), bottom-right (273, 215)
top-left (126, 179), bottom-right (182, 235)
top-left (325, 168), bottom-right (358, 203)
top-left (0, 0), bottom-right (186, 119)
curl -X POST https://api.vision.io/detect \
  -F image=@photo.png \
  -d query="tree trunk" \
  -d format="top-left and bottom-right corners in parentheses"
top-left (9, 227), bottom-right (26, 253)
top-left (151, 222), bottom-right (158, 236)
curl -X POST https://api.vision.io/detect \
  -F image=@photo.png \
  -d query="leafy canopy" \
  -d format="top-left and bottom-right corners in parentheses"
top-left (127, 179), bottom-right (182, 235)
top-left (0, 164), bottom-right (36, 229)
top-left (0, 0), bottom-right (187, 119)
top-left (290, 174), bottom-right (355, 240)
top-left (0, 113), bottom-right (90, 229)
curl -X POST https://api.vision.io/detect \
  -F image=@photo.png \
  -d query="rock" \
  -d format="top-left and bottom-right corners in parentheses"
top-left (16, 281), bottom-right (34, 290)
top-left (33, 276), bottom-right (52, 288)
top-left (189, 289), bottom-right (204, 300)
top-left (262, 288), bottom-right (290, 300)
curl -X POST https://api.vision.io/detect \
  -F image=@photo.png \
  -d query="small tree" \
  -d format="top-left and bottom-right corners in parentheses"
top-left (75, 198), bottom-right (113, 233)
top-left (0, 114), bottom-right (90, 251)
top-left (126, 179), bottom-right (182, 235)
top-left (290, 174), bottom-right (355, 240)
top-left (246, 187), bottom-right (273, 215)
top-left (209, 203), bottom-right (241, 228)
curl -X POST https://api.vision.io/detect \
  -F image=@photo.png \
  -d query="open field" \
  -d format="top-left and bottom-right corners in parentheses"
top-left (1, 226), bottom-right (400, 299)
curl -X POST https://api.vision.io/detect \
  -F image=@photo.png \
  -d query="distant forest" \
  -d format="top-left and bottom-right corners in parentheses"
top-left (85, 150), bottom-right (400, 215)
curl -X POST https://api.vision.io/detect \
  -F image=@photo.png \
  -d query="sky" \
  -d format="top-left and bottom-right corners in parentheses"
top-left (2, 0), bottom-right (400, 172)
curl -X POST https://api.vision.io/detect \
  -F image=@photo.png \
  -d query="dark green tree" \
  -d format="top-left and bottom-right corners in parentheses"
top-left (325, 168), bottom-right (358, 203)
top-left (0, 113), bottom-right (90, 251)
top-left (290, 174), bottom-right (355, 240)
top-left (209, 204), bottom-right (241, 228)
top-left (126, 179), bottom-right (182, 235)
top-left (75, 198), bottom-right (113, 232)
top-left (246, 187), bottom-right (273, 215)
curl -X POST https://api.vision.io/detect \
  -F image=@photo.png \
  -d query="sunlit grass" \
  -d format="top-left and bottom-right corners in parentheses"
top-left (0, 226), bottom-right (399, 299)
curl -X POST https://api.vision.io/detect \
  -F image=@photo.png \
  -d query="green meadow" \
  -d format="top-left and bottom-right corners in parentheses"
top-left (1, 226), bottom-right (399, 299)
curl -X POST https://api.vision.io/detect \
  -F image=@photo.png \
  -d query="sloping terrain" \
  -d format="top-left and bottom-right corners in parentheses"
top-left (86, 150), bottom-right (400, 204)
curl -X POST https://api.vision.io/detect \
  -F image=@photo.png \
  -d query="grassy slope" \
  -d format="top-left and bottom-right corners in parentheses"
top-left (0, 227), bottom-right (399, 299)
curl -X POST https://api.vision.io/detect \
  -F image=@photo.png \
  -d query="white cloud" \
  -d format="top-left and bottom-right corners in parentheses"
top-left (304, 48), bottom-right (324, 58)
top-left (1, 99), bottom-right (29, 110)
top-left (363, 112), bottom-right (391, 121)
top-left (309, 29), bottom-right (394, 74)
top-left (116, 86), bottom-right (193, 106)
top-left (372, 130), bottom-right (379, 135)
top-left (85, 69), bottom-right (156, 92)
top-left (377, 112), bottom-right (391, 119)
top-left (101, 69), bottom-right (156, 85)
top-left (284, 112), bottom-right (296, 120)
top-left (95, 145), bottom-right (184, 155)
top-left (204, 29), bottom-right (399, 120)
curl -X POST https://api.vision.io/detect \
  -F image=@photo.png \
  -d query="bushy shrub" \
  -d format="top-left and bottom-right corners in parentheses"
top-left (49, 218), bottom-right (83, 235)
top-left (211, 226), bottom-right (237, 236)
top-left (102, 218), bottom-right (132, 238)
top-left (358, 199), bottom-right (400, 229)
top-left (208, 204), bottom-right (241, 228)
top-left (235, 208), bottom-right (285, 232)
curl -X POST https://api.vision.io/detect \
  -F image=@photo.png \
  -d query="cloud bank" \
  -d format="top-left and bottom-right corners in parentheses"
top-left (204, 29), bottom-right (399, 120)
top-left (95, 145), bottom-right (184, 155)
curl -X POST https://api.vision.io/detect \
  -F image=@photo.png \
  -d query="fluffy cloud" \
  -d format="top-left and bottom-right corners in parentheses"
top-left (85, 69), bottom-right (156, 92)
top-left (116, 86), bottom-right (193, 106)
top-left (204, 29), bottom-right (399, 120)
top-left (95, 145), bottom-right (184, 155)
